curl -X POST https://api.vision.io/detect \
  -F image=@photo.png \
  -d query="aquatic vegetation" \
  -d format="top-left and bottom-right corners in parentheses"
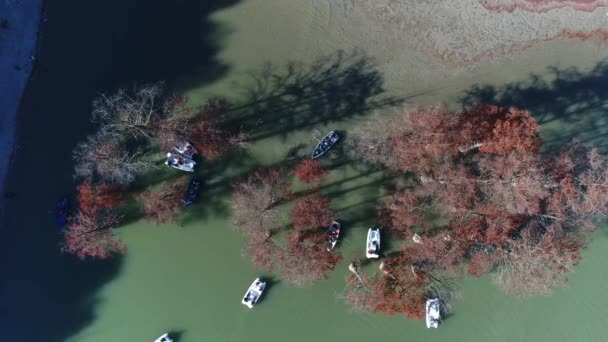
top-left (343, 105), bottom-right (608, 318)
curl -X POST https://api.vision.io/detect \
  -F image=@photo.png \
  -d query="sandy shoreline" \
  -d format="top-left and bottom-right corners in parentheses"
top-left (0, 0), bottom-right (43, 217)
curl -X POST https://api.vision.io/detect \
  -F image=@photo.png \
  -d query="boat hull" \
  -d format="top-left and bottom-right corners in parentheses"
top-left (165, 152), bottom-right (196, 172)
top-left (241, 277), bottom-right (266, 309)
top-left (154, 333), bottom-right (174, 342)
top-left (425, 298), bottom-right (441, 328)
top-left (312, 131), bottom-right (340, 159)
top-left (366, 228), bottom-right (380, 258)
top-left (326, 221), bottom-right (341, 251)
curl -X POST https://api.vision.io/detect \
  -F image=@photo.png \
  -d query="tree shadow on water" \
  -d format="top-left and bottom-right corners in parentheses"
top-left (224, 50), bottom-right (415, 142)
top-left (0, 0), bottom-right (241, 341)
top-left (460, 60), bottom-right (608, 151)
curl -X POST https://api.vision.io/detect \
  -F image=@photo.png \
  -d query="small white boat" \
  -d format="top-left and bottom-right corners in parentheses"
top-left (366, 227), bottom-right (381, 258)
top-left (174, 140), bottom-right (197, 159)
top-left (312, 131), bottom-right (340, 159)
top-left (326, 221), bottom-right (341, 251)
top-left (154, 333), bottom-right (173, 342)
top-left (241, 277), bottom-right (266, 309)
top-left (425, 298), bottom-right (441, 328)
top-left (165, 152), bottom-right (196, 172)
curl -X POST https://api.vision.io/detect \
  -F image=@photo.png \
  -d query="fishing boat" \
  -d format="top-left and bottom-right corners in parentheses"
top-left (182, 177), bottom-right (202, 206)
top-left (173, 139), bottom-right (197, 159)
top-left (154, 333), bottom-right (173, 342)
top-left (165, 152), bottom-right (196, 172)
top-left (241, 277), bottom-right (266, 309)
top-left (326, 221), bottom-right (341, 251)
top-left (366, 227), bottom-right (381, 258)
top-left (312, 131), bottom-right (340, 159)
top-left (425, 298), bottom-right (441, 328)
top-left (55, 197), bottom-right (69, 230)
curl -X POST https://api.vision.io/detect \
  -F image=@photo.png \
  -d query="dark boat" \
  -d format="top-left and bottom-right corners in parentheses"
top-left (312, 131), bottom-right (340, 159)
top-left (326, 221), bottom-right (341, 251)
top-left (182, 177), bottom-right (202, 206)
top-left (55, 197), bottom-right (69, 230)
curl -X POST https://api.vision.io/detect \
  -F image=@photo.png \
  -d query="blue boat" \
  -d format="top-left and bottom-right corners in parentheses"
top-left (312, 131), bottom-right (340, 159)
top-left (55, 197), bottom-right (69, 229)
top-left (182, 178), bottom-right (202, 206)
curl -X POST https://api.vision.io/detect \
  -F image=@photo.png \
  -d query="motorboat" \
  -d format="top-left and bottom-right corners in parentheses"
top-left (165, 152), bottom-right (196, 172)
top-left (55, 197), bottom-right (69, 230)
top-left (174, 139), bottom-right (197, 159)
top-left (426, 298), bottom-right (441, 328)
top-left (182, 177), bottom-right (202, 206)
top-left (326, 221), bottom-right (341, 251)
top-left (242, 277), bottom-right (266, 309)
top-left (312, 131), bottom-right (340, 159)
top-left (154, 333), bottom-right (173, 342)
top-left (366, 227), bottom-right (381, 258)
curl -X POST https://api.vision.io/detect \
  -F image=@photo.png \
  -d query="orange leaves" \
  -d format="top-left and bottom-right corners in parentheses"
top-left (137, 177), bottom-right (188, 225)
top-left (291, 194), bottom-right (336, 230)
top-left (293, 160), bottom-right (327, 185)
top-left (76, 182), bottom-right (123, 215)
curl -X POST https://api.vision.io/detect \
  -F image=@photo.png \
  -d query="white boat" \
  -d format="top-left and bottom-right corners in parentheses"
top-left (154, 333), bottom-right (173, 342)
top-left (366, 227), bottom-right (381, 258)
top-left (174, 140), bottom-right (197, 159)
top-left (165, 152), bottom-right (196, 172)
top-left (241, 277), bottom-right (266, 309)
top-left (312, 131), bottom-right (340, 159)
top-left (326, 221), bottom-right (341, 251)
top-left (425, 298), bottom-right (441, 328)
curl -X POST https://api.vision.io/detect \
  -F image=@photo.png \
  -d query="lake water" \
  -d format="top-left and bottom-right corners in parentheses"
top-left (2, 1), bottom-right (608, 341)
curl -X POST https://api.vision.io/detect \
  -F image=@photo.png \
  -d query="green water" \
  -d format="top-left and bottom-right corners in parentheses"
top-left (3, 1), bottom-right (608, 341)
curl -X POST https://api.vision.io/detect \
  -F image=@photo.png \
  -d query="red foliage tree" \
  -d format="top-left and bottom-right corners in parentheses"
top-left (138, 177), bottom-right (188, 225)
top-left (62, 211), bottom-right (126, 259)
top-left (344, 255), bottom-right (433, 319)
top-left (76, 182), bottom-right (123, 215)
top-left (279, 230), bottom-right (342, 286)
top-left (346, 104), bottom-right (608, 319)
top-left (188, 99), bottom-right (249, 159)
top-left (350, 105), bottom-right (541, 174)
top-left (291, 194), bottom-right (336, 230)
top-left (293, 160), bottom-right (327, 185)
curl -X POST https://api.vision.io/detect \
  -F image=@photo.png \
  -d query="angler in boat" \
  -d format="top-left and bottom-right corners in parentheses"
top-left (55, 197), bottom-right (69, 230)
top-left (366, 227), bottom-right (381, 258)
top-left (173, 139), bottom-right (197, 159)
top-left (312, 131), bottom-right (340, 159)
top-left (425, 298), bottom-right (441, 328)
top-left (242, 277), bottom-right (267, 309)
top-left (182, 177), bottom-right (201, 206)
top-left (154, 333), bottom-right (173, 342)
top-left (165, 152), bottom-right (196, 172)
top-left (326, 221), bottom-right (341, 251)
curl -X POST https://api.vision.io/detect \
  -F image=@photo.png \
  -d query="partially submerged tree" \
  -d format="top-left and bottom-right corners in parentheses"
top-left (291, 194), bottom-right (336, 230)
top-left (293, 160), bottom-right (327, 185)
top-left (188, 99), bottom-right (249, 159)
top-left (279, 230), bottom-right (342, 287)
top-left (62, 210), bottom-right (126, 259)
top-left (232, 168), bottom-right (289, 235)
top-left (76, 182), bottom-right (123, 215)
top-left (138, 177), bottom-right (189, 225)
top-left (345, 104), bottom-right (608, 318)
top-left (73, 133), bottom-right (156, 185)
top-left (92, 83), bottom-right (165, 141)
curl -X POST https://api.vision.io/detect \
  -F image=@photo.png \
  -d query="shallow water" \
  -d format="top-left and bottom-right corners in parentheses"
top-left (3, 1), bottom-right (608, 341)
